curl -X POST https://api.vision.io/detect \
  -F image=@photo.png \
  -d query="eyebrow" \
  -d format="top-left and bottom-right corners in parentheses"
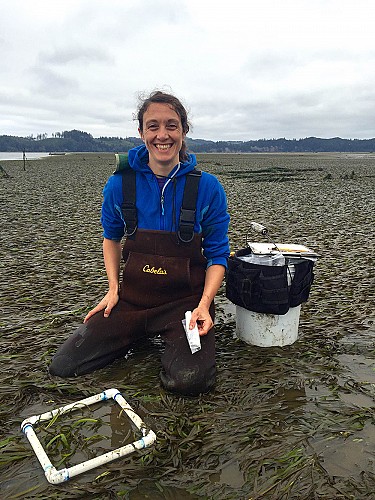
top-left (145, 119), bottom-right (179, 126)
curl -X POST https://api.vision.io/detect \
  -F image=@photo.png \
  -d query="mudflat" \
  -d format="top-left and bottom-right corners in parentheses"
top-left (1, 152), bottom-right (374, 498)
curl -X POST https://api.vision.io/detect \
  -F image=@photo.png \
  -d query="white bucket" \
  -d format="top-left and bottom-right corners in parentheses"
top-left (235, 304), bottom-right (301, 347)
top-left (235, 263), bottom-right (301, 347)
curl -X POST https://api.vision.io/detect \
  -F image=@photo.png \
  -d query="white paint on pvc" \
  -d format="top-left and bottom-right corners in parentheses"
top-left (236, 304), bottom-right (301, 347)
top-left (20, 388), bottom-right (156, 484)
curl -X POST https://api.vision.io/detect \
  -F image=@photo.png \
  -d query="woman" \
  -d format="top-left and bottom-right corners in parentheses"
top-left (49, 91), bottom-right (230, 396)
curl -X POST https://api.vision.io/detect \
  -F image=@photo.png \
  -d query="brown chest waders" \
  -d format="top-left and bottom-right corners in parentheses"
top-left (50, 167), bottom-right (216, 396)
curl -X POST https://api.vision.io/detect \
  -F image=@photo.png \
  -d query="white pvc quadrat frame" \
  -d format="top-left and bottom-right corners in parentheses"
top-left (21, 388), bottom-right (157, 484)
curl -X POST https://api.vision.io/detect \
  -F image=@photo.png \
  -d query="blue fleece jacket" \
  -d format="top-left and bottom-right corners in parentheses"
top-left (101, 145), bottom-right (230, 268)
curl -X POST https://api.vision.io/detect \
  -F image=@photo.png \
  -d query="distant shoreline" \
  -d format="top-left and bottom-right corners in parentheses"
top-left (2, 130), bottom-right (375, 153)
top-left (0, 152), bottom-right (51, 161)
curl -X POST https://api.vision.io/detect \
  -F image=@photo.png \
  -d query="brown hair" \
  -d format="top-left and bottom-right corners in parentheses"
top-left (137, 90), bottom-right (190, 162)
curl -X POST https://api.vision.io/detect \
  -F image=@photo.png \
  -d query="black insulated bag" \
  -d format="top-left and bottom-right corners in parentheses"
top-left (226, 248), bottom-right (314, 315)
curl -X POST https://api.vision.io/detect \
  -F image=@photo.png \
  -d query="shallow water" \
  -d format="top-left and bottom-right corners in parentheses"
top-left (0, 152), bottom-right (51, 161)
top-left (1, 153), bottom-right (374, 499)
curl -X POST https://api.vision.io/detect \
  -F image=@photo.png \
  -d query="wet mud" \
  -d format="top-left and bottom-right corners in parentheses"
top-left (0, 152), bottom-right (374, 499)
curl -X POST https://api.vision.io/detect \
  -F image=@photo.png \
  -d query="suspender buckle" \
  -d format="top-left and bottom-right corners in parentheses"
top-left (122, 204), bottom-right (138, 237)
top-left (178, 208), bottom-right (196, 243)
top-left (179, 208), bottom-right (196, 224)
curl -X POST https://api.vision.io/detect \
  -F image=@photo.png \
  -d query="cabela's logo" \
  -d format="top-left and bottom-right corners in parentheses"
top-left (142, 264), bottom-right (167, 275)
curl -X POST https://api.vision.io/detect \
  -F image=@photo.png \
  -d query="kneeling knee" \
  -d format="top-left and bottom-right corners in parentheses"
top-left (161, 366), bottom-right (215, 396)
top-left (49, 354), bottom-right (77, 378)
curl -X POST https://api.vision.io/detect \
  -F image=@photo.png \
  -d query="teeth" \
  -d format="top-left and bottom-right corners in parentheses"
top-left (156, 144), bottom-right (171, 150)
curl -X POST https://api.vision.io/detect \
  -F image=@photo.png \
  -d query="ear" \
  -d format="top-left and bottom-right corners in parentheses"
top-left (138, 127), bottom-right (144, 141)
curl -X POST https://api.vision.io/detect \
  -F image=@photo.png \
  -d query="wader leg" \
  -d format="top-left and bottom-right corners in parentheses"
top-left (149, 299), bottom-right (216, 396)
top-left (160, 323), bottom-right (216, 396)
top-left (49, 300), bottom-right (146, 377)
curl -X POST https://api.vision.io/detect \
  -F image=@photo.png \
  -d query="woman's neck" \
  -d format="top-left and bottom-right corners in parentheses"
top-left (149, 161), bottom-right (179, 177)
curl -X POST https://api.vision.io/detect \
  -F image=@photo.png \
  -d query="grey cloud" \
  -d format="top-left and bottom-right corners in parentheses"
top-left (242, 53), bottom-right (305, 79)
top-left (190, 84), bottom-right (375, 141)
top-left (39, 46), bottom-right (115, 65)
top-left (1, 0), bottom-right (375, 141)
top-left (68, 0), bottom-right (190, 44)
top-left (30, 67), bottom-right (79, 98)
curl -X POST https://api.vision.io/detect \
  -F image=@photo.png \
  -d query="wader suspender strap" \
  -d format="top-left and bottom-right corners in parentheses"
top-left (178, 169), bottom-right (202, 243)
top-left (121, 169), bottom-right (137, 237)
top-left (114, 154), bottom-right (137, 238)
top-left (114, 154), bottom-right (201, 242)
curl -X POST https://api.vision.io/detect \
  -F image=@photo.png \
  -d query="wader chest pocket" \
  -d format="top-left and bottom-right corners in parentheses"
top-left (121, 251), bottom-right (192, 307)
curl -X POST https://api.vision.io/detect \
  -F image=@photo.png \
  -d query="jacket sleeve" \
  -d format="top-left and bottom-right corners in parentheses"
top-left (199, 175), bottom-right (230, 268)
top-left (100, 174), bottom-right (125, 241)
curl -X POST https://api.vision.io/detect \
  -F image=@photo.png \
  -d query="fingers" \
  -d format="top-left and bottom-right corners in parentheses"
top-left (103, 303), bottom-right (112, 318)
top-left (84, 303), bottom-right (105, 323)
top-left (197, 318), bottom-right (213, 336)
top-left (189, 309), bottom-right (199, 330)
top-left (83, 293), bottom-right (119, 323)
top-left (190, 308), bottom-right (213, 336)
top-left (105, 294), bottom-right (119, 316)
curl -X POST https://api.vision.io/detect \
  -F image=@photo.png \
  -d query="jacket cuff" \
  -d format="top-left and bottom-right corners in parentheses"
top-left (102, 230), bottom-right (122, 241)
top-left (206, 257), bottom-right (228, 269)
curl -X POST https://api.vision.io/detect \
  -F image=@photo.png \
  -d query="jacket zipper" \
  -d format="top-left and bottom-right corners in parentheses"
top-left (159, 163), bottom-right (180, 226)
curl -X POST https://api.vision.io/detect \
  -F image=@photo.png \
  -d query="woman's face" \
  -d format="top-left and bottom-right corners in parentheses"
top-left (139, 103), bottom-right (184, 173)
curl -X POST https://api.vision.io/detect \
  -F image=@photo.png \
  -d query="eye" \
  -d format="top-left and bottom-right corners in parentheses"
top-left (167, 123), bottom-right (178, 130)
top-left (147, 124), bottom-right (158, 131)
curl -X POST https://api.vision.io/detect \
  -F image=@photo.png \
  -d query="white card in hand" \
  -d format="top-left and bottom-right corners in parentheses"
top-left (183, 311), bottom-right (201, 354)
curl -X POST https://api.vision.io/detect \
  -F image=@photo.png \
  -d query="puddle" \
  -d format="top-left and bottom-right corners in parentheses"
top-left (209, 459), bottom-right (246, 488)
top-left (309, 422), bottom-right (375, 477)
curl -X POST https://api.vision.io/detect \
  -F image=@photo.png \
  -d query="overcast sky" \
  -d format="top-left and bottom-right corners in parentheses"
top-left (1, 0), bottom-right (374, 141)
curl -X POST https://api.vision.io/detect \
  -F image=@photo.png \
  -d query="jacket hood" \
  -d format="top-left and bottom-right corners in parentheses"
top-left (127, 144), bottom-right (197, 177)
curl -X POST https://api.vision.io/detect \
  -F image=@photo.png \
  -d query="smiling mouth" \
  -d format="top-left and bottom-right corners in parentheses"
top-left (155, 144), bottom-right (172, 151)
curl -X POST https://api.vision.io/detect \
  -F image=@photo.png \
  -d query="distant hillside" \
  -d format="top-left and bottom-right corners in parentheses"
top-left (1, 129), bottom-right (375, 153)
top-left (187, 136), bottom-right (375, 153)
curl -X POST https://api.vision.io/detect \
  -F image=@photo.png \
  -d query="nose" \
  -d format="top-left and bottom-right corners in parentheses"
top-left (156, 126), bottom-right (169, 140)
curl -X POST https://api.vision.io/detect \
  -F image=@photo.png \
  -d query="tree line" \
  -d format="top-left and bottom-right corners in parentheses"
top-left (1, 129), bottom-right (375, 153)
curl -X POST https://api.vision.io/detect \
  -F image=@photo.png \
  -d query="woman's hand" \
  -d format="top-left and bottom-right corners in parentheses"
top-left (83, 238), bottom-right (122, 323)
top-left (190, 305), bottom-right (213, 336)
top-left (83, 289), bottom-right (119, 323)
top-left (189, 264), bottom-right (226, 336)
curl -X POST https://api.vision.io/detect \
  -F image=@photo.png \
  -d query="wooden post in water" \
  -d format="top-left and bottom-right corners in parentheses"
top-left (23, 150), bottom-right (26, 171)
